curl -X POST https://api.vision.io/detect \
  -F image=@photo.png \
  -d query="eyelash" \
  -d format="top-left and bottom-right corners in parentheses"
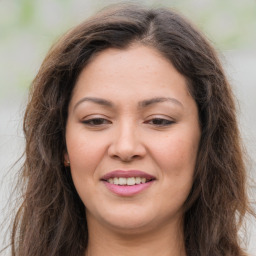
top-left (145, 118), bottom-right (174, 126)
top-left (82, 117), bottom-right (174, 127)
top-left (82, 118), bottom-right (111, 126)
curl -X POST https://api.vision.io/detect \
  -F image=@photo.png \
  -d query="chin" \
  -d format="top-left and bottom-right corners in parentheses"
top-left (106, 219), bottom-right (155, 235)
top-left (95, 208), bottom-right (157, 233)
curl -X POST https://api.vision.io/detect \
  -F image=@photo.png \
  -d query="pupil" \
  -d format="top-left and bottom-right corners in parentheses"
top-left (94, 119), bottom-right (103, 125)
top-left (154, 119), bottom-right (163, 125)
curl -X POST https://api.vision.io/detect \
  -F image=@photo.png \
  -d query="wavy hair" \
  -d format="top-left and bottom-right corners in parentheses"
top-left (10, 3), bottom-right (254, 256)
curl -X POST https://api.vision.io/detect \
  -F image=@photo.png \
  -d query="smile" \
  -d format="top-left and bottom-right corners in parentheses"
top-left (106, 177), bottom-right (152, 186)
top-left (101, 170), bottom-right (156, 196)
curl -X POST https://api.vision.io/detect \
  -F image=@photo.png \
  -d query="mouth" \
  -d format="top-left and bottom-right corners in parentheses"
top-left (103, 177), bottom-right (154, 186)
top-left (101, 170), bottom-right (156, 188)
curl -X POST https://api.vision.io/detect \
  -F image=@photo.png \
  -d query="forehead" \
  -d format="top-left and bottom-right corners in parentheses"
top-left (70, 45), bottom-right (192, 108)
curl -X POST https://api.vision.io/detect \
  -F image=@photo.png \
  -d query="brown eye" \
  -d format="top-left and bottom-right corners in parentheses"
top-left (147, 118), bottom-right (174, 126)
top-left (82, 118), bottom-right (111, 126)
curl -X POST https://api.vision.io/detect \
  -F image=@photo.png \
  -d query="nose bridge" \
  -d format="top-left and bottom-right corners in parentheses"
top-left (118, 121), bottom-right (137, 146)
top-left (108, 118), bottom-right (144, 161)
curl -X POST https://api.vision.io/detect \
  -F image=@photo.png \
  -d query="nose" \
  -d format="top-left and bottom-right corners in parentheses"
top-left (108, 123), bottom-right (146, 162)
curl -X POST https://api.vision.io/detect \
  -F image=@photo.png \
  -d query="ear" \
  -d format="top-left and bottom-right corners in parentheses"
top-left (64, 152), bottom-right (70, 167)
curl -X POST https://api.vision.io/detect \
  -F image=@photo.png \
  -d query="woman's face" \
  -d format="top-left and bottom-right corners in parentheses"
top-left (65, 45), bottom-right (201, 233)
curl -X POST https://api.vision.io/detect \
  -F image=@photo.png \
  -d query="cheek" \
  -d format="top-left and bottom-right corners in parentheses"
top-left (66, 131), bottom-right (105, 205)
top-left (66, 128), bottom-right (107, 178)
top-left (150, 129), bottom-right (199, 176)
top-left (151, 130), bottom-right (199, 210)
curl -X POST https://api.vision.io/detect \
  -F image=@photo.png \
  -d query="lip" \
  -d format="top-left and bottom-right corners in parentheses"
top-left (101, 170), bottom-right (156, 181)
top-left (101, 170), bottom-right (156, 196)
top-left (103, 181), bottom-right (154, 196)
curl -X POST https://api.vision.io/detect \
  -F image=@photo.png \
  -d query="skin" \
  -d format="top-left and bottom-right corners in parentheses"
top-left (65, 44), bottom-right (201, 256)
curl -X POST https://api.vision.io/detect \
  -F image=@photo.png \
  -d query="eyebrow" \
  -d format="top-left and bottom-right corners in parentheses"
top-left (73, 97), bottom-right (114, 111)
top-left (138, 97), bottom-right (183, 108)
top-left (73, 96), bottom-right (183, 111)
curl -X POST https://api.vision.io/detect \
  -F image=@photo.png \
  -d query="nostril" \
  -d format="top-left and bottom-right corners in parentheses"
top-left (111, 154), bottom-right (140, 162)
top-left (107, 139), bottom-right (146, 162)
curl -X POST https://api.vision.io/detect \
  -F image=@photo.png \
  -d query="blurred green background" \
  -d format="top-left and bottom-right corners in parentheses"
top-left (0, 0), bottom-right (256, 98)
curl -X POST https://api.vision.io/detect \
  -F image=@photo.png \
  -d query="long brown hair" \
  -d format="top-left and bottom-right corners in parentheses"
top-left (10, 3), bottom-right (254, 256)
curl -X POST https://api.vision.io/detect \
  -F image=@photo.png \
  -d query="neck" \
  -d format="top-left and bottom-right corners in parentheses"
top-left (85, 214), bottom-right (186, 256)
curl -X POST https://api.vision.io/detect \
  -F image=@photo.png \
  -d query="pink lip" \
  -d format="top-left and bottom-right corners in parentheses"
top-left (103, 181), bottom-right (154, 196)
top-left (101, 170), bottom-right (155, 180)
top-left (101, 170), bottom-right (156, 196)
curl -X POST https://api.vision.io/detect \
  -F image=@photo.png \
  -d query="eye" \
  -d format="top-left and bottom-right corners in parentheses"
top-left (82, 118), bottom-right (111, 126)
top-left (146, 118), bottom-right (174, 127)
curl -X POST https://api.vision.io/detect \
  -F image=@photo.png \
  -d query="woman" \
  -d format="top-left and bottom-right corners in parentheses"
top-left (10, 3), bottom-right (254, 256)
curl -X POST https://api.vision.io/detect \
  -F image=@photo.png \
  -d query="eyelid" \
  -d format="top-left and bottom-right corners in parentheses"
top-left (81, 114), bottom-right (110, 120)
top-left (81, 115), bottom-right (112, 126)
top-left (144, 115), bottom-right (175, 126)
top-left (145, 114), bottom-right (175, 121)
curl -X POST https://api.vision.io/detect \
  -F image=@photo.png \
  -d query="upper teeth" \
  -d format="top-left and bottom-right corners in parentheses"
top-left (107, 177), bottom-right (147, 186)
